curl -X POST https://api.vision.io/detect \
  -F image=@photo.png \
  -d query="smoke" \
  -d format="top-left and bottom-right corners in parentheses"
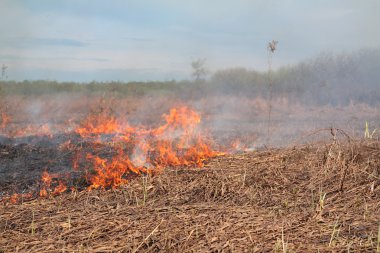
top-left (0, 49), bottom-right (379, 149)
top-left (191, 48), bottom-right (380, 147)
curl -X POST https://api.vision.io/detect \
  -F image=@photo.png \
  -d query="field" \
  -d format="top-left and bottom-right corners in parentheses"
top-left (0, 87), bottom-right (380, 252)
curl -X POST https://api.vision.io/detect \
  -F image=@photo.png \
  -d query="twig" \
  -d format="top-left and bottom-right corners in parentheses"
top-left (132, 219), bottom-right (163, 253)
top-left (288, 128), bottom-right (353, 148)
top-left (339, 162), bottom-right (349, 192)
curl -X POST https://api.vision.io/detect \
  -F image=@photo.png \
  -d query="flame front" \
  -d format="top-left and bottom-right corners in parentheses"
top-left (81, 106), bottom-right (220, 189)
top-left (2, 106), bottom-right (223, 204)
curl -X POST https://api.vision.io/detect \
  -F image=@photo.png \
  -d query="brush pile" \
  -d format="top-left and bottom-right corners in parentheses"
top-left (1, 139), bottom-right (379, 252)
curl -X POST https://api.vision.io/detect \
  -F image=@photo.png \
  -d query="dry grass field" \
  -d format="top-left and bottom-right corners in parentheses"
top-left (0, 93), bottom-right (379, 252)
top-left (1, 140), bottom-right (379, 252)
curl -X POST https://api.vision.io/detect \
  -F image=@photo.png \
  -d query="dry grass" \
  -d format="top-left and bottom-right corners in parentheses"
top-left (1, 139), bottom-right (379, 252)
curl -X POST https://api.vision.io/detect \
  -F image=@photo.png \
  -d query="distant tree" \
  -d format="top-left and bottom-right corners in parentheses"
top-left (191, 58), bottom-right (208, 82)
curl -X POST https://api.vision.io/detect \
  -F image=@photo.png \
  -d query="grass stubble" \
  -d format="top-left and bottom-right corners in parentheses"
top-left (0, 135), bottom-right (379, 252)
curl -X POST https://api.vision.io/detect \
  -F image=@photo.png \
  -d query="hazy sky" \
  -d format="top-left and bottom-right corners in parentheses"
top-left (0, 0), bottom-right (379, 82)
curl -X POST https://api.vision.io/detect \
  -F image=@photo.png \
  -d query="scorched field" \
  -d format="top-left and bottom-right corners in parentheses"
top-left (0, 93), bottom-right (379, 252)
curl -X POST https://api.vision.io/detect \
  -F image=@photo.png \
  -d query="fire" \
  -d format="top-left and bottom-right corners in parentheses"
top-left (39, 188), bottom-right (48, 197)
top-left (153, 107), bottom-right (201, 135)
top-left (53, 181), bottom-right (67, 195)
top-left (80, 106), bottom-right (221, 190)
top-left (39, 171), bottom-right (68, 197)
top-left (0, 193), bottom-right (33, 205)
top-left (41, 171), bottom-right (52, 185)
top-left (3, 106), bottom-right (223, 202)
top-left (39, 123), bottom-right (54, 138)
top-left (0, 112), bottom-right (11, 130)
top-left (75, 109), bottom-right (136, 139)
top-left (86, 151), bottom-right (139, 190)
top-left (229, 139), bottom-right (255, 153)
top-left (40, 171), bottom-right (52, 197)
top-left (76, 115), bottom-right (120, 137)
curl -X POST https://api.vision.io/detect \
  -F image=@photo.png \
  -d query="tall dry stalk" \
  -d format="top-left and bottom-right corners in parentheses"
top-left (1, 64), bottom-right (8, 81)
top-left (0, 67), bottom-right (4, 128)
top-left (266, 40), bottom-right (278, 146)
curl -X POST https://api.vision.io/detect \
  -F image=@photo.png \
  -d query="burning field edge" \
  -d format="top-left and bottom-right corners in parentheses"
top-left (0, 106), bottom-right (226, 200)
top-left (0, 139), bottom-right (379, 252)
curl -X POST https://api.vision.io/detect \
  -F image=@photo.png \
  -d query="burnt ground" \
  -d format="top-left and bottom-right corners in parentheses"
top-left (0, 141), bottom-right (70, 194)
top-left (0, 129), bottom-right (254, 197)
top-left (0, 133), bottom-right (142, 196)
top-left (0, 134), bottom-right (87, 195)
top-left (0, 139), bottom-right (379, 252)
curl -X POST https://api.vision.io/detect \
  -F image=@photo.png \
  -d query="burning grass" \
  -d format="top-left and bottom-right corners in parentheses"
top-left (0, 93), bottom-right (379, 251)
top-left (0, 105), bottom-right (223, 202)
top-left (0, 139), bottom-right (379, 252)
top-left (77, 106), bottom-right (221, 190)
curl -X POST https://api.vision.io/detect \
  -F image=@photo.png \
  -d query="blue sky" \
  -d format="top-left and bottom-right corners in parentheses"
top-left (0, 0), bottom-right (379, 82)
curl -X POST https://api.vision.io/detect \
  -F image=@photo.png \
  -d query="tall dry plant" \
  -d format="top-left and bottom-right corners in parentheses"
top-left (266, 40), bottom-right (278, 146)
top-left (0, 64), bottom-right (8, 129)
top-left (1, 64), bottom-right (7, 80)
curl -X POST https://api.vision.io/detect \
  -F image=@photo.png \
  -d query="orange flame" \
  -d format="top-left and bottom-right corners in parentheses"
top-left (0, 193), bottom-right (33, 205)
top-left (9, 106), bottom-right (223, 199)
top-left (2, 106), bottom-right (226, 203)
top-left (86, 151), bottom-right (138, 190)
top-left (39, 188), bottom-right (48, 197)
top-left (41, 171), bottom-right (52, 185)
top-left (39, 171), bottom-right (68, 197)
top-left (0, 112), bottom-right (11, 130)
top-left (53, 181), bottom-right (67, 195)
top-left (79, 106), bottom-right (221, 190)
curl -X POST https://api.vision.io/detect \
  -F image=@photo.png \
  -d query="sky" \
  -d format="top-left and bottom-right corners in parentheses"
top-left (0, 0), bottom-right (379, 82)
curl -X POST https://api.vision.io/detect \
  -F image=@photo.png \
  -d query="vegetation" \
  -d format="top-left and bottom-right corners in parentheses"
top-left (209, 48), bottom-right (380, 105)
top-left (191, 58), bottom-right (208, 82)
top-left (1, 48), bottom-right (379, 105)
